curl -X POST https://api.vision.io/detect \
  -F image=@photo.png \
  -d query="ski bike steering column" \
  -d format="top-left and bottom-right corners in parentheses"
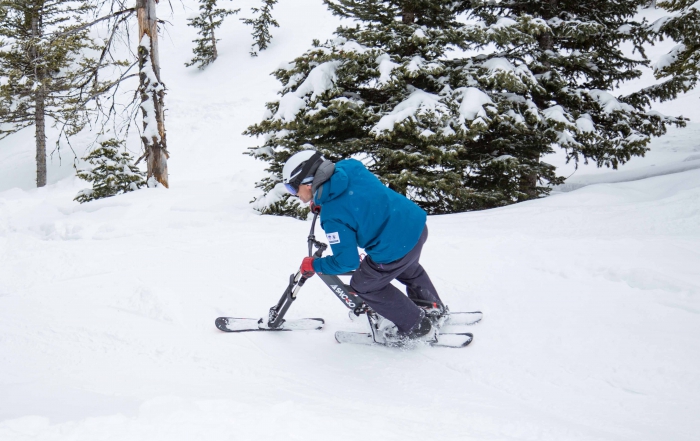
top-left (266, 205), bottom-right (367, 329)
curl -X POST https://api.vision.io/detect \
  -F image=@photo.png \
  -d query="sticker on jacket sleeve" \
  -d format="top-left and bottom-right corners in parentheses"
top-left (326, 232), bottom-right (340, 244)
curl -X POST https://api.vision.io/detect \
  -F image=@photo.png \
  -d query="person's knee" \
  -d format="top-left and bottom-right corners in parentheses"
top-left (350, 277), bottom-right (372, 294)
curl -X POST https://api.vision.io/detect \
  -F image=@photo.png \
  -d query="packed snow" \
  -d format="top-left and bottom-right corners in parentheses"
top-left (1, 2), bottom-right (699, 440)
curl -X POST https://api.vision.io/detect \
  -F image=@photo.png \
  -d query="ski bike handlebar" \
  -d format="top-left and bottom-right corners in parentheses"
top-left (307, 209), bottom-right (327, 258)
top-left (266, 209), bottom-right (367, 329)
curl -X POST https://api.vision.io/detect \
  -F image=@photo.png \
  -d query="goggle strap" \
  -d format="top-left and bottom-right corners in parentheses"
top-left (289, 152), bottom-right (323, 189)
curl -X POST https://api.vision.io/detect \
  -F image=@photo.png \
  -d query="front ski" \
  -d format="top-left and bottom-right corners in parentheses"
top-left (215, 317), bottom-right (324, 333)
top-left (335, 331), bottom-right (473, 348)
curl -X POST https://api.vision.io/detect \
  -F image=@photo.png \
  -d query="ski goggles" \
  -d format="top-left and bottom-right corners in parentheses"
top-left (284, 182), bottom-right (299, 196)
top-left (284, 177), bottom-right (314, 196)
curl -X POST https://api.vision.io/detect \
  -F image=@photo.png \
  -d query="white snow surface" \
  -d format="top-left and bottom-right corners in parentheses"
top-left (1, 2), bottom-right (700, 440)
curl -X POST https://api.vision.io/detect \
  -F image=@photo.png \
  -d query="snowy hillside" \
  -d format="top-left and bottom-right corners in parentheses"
top-left (1, 2), bottom-right (699, 440)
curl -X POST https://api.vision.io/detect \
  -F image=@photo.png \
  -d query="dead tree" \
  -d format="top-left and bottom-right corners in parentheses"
top-left (137, 0), bottom-right (168, 187)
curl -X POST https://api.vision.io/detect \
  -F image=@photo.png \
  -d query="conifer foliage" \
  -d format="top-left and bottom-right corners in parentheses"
top-left (186, 0), bottom-right (240, 69)
top-left (0, 0), bottom-right (110, 187)
top-left (245, 0), bottom-right (685, 217)
top-left (242, 0), bottom-right (279, 57)
top-left (75, 139), bottom-right (147, 203)
top-left (464, 0), bottom-right (686, 182)
top-left (245, 1), bottom-right (485, 216)
top-left (652, 1), bottom-right (700, 98)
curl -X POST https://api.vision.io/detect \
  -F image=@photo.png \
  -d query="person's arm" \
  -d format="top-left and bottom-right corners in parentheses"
top-left (312, 220), bottom-right (360, 274)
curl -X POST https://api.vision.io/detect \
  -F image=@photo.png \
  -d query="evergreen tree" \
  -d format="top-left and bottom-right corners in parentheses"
top-left (242, 0), bottom-right (279, 57)
top-left (74, 138), bottom-right (146, 203)
top-left (463, 0), bottom-right (685, 190)
top-left (0, 0), bottom-right (111, 187)
top-left (186, 0), bottom-right (239, 69)
top-left (650, 1), bottom-right (700, 99)
top-left (246, 1), bottom-right (487, 216)
top-left (245, 0), bottom-right (685, 217)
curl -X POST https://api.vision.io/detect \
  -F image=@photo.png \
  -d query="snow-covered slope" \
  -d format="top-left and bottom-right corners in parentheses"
top-left (1, 2), bottom-right (699, 440)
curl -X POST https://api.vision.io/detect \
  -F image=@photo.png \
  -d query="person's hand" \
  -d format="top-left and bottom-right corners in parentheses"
top-left (310, 202), bottom-right (321, 214)
top-left (301, 257), bottom-right (316, 278)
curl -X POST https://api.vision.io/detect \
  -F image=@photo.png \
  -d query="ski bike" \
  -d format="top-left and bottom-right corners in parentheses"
top-left (215, 206), bottom-right (481, 348)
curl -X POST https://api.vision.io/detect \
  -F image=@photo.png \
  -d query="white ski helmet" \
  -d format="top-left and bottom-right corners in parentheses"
top-left (282, 150), bottom-right (324, 194)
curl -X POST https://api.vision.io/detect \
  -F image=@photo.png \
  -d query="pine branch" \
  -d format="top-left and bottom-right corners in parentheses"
top-left (45, 8), bottom-right (136, 40)
top-left (186, 0), bottom-right (239, 69)
top-left (242, 0), bottom-right (279, 57)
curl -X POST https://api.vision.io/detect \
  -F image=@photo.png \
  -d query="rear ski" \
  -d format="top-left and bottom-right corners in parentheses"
top-left (334, 330), bottom-right (473, 348)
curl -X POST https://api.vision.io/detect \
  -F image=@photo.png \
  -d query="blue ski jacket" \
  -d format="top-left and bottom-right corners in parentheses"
top-left (311, 159), bottom-right (427, 275)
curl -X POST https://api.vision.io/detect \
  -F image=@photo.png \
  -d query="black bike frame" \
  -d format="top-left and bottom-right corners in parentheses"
top-left (266, 210), bottom-right (367, 328)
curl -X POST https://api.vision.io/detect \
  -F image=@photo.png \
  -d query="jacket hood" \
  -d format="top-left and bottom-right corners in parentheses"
top-left (311, 160), bottom-right (335, 195)
top-left (313, 163), bottom-right (347, 204)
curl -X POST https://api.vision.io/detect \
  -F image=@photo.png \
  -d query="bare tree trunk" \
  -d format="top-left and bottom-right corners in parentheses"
top-left (31, 13), bottom-right (47, 187)
top-left (209, 16), bottom-right (218, 61)
top-left (137, 0), bottom-right (169, 187)
top-left (402, 7), bottom-right (415, 24)
top-left (35, 90), bottom-right (47, 187)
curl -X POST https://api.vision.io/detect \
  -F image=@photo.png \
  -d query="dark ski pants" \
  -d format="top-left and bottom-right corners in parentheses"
top-left (350, 226), bottom-right (443, 333)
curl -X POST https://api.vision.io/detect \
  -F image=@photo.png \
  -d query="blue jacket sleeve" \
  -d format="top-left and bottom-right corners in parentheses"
top-left (313, 219), bottom-right (360, 275)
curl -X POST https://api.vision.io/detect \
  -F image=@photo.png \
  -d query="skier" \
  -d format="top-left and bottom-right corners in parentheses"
top-left (282, 150), bottom-right (445, 342)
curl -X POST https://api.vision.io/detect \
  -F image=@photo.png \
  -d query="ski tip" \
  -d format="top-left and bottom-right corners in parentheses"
top-left (444, 311), bottom-right (483, 326)
top-left (461, 333), bottom-right (474, 347)
top-left (432, 332), bottom-right (473, 348)
top-left (214, 317), bottom-right (229, 331)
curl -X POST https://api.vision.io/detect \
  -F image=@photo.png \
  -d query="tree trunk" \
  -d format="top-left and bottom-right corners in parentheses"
top-left (137, 0), bottom-right (169, 187)
top-left (31, 13), bottom-right (47, 187)
top-left (537, 0), bottom-right (557, 56)
top-left (209, 16), bottom-right (218, 61)
top-left (523, 0), bottom-right (559, 199)
top-left (402, 8), bottom-right (415, 24)
top-left (35, 90), bottom-right (47, 187)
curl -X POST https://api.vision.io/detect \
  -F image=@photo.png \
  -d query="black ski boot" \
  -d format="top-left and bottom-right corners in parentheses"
top-left (389, 311), bottom-right (435, 346)
top-left (402, 315), bottom-right (433, 339)
top-left (412, 299), bottom-right (449, 329)
top-left (367, 309), bottom-right (436, 346)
